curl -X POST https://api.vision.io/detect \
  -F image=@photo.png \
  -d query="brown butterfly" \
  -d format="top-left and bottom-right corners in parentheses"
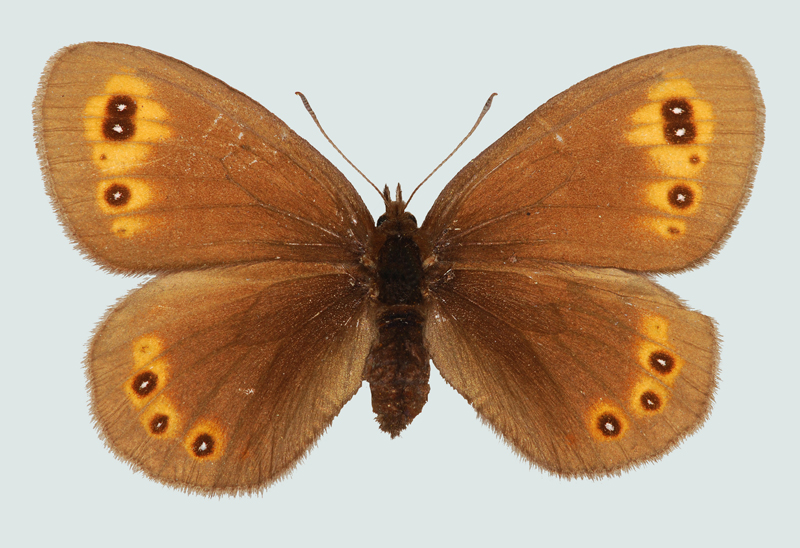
top-left (34, 43), bottom-right (763, 495)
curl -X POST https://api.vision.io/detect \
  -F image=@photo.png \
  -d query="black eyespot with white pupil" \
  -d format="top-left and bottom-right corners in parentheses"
top-left (192, 433), bottom-right (216, 458)
top-left (662, 98), bottom-right (696, 145)
top-left (106, 95), bottom-right (137, 117)
top-left (104, 183), bottom-right (131, 207)
top-left (597, 412), bottom-right (622, 438)
top-left (649, 350), bottom-right (675, 374)
top-left (640, 390), bottom-right (662, 411)
top-left (667, 184), bottom-right (695, 210)
top-left (102, 95), bottom-right (137, 141)
top-left (149, 414), bottom-right (169, 434)
top-left (131, 371), bottom-right (158, 397)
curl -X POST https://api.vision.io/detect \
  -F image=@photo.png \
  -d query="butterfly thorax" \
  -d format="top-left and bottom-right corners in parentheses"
top-left (364, 199), bottom-right (430, 437)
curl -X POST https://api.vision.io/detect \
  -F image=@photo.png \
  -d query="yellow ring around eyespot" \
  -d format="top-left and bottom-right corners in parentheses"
top-left (139, 395), bottom-right (181, 438)
top-left (96, 178), bottom-right (154, 215)
top-left (84, 117), bottom-right (170, 144)
top-left (628, 377), bottom-right (670, 417)
top-left (636, 341), bottom-right (684, 384)
top-left (630, 99), bottom-right (714, 127)
top-left (645, 180), bottom-right (703, 216)
top-left (586, 401), bottom-right (629, 442)
top-left (82, 95), bottom-right (168, 120)
top-left (626, 119), bottom-right (714, 147)
top-left (124, 358), bottom-right (170, 409)
top-left (184, 420), bottom-right (227, 461)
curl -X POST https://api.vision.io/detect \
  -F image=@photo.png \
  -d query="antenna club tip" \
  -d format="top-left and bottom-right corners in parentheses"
top-left (296, 92), bottom-right (314, 114)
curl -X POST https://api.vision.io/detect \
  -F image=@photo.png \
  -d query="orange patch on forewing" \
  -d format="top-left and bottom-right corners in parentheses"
top-left (631, 102), bottom-right (663, 125)
top-left (97, 178), bottom-right (154, 215)
top-left (629, 377), bottom-right (670, 417)
top-left (84, 74), bottom-right (171, 173)
top-left (645, 180), bottom-right (702, 216)
top-left (126, 118), bottom-right (171, 142)
top-left (132, 334), bottom-right (164, 369)
top-left (84, 95), bottom-right (168, 121)
top-left (84, 118), bottom-right (170, 144)
top-left (587, 402), bottom-right (629, 442)
top-left (690, 99), bottom-right (714, 121)
top-left (90, 143), bottom-right (153, 175)
top-left (640, 314), bottom-right (669, 343)
top-left (647, 145), bottom-right (708, 178)
top-left (628, 118), bottom-right (715, 148)
top-left (691, 121), bottom-right (715, 144)
top-left (627, 77), bottom-right (716, 193)
top-left (648, 78), bottom-right (698, 101)
top-left (104, 74), bottom-right (153, 96)
top-left (124, 358), bottom-right (170, 409)
top-left (627, 123), bottom-right (668, 146)
top-left (184, 420), bottom-right (227, 461)
top-left (642, 217), bottom-right (686, 239)
top-left (139, 395), bottom-right (181, 438)
top-left (637, 342), bottom-right (683, 384)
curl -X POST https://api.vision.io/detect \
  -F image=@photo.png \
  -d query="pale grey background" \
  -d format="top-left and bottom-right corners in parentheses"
top-left (3, 1), bottom-right (796, 546)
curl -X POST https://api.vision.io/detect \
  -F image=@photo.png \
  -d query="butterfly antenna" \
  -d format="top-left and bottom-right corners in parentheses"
top-left (405, 93), bottom-right (498, 207)
top-left (296, 92), bottom-right (384, 200)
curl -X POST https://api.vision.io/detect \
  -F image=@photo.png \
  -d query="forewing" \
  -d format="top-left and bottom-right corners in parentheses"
top-left (34, 42), bottom-right (373, 272)
top-left (90, 262), bottom-right (374, 494)
top-left (421, 46), bottom-right (763, 272)
top-left (425, 263), bottom-right (716, 476)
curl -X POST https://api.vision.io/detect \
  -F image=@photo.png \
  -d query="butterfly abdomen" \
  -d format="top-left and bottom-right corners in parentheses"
top-left (365, 218), bottom-right (430, 437)
top-left (365, 307), bottom-right (430, 437)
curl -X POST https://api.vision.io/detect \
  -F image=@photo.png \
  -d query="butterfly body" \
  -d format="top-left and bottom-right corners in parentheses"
top-left (363, 191), bottom-right (431, 436)
top-left (35, 43), bottom-right (763, 494)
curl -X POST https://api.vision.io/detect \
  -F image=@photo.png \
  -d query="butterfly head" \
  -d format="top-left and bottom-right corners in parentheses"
top-left (376, 183), bottom-right (417, 234)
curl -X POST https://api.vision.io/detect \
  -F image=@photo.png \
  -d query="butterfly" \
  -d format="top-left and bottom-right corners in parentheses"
top-left (34, 43), bottom-right (764, 495)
